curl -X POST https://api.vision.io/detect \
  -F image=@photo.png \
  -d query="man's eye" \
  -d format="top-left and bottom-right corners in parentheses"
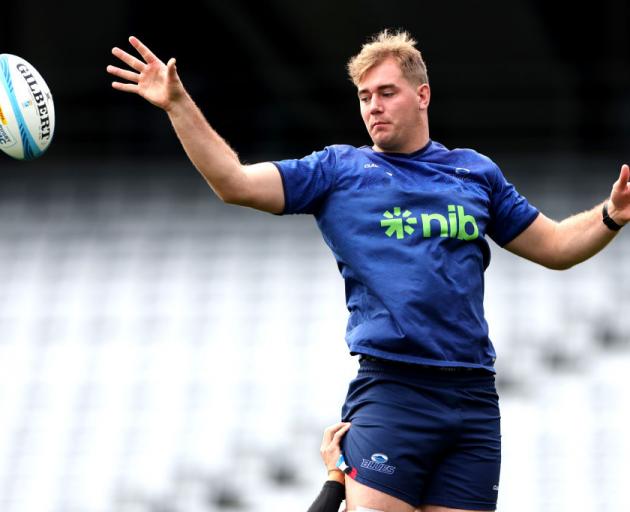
top-left (359, 97), bottom-right (370, 103)
top-left (382, 91), bottom-right (394, 97)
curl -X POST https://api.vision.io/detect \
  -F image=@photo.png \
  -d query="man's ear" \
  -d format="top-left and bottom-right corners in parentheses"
top-left (417, 83), bottom-right (430, 110)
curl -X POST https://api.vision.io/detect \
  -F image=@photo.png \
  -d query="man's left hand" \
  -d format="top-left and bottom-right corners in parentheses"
top-left (608, 164), bottom-right (630, 226)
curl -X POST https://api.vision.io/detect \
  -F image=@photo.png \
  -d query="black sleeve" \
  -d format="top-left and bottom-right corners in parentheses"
top-left (306, 480), bottom-right (345, 512)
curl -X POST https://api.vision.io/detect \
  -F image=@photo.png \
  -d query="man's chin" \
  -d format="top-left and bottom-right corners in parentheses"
top-left (371, 138), bottom-right (400, 153)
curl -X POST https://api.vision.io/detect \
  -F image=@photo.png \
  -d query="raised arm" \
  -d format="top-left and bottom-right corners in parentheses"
top-left (106, 36), bottom-right (284, 214)
top-left (505, 164), bottom-right (629, 269)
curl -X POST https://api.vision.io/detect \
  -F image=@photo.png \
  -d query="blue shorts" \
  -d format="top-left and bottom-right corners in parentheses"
top-left (340, 357), bottom-right (501, 510)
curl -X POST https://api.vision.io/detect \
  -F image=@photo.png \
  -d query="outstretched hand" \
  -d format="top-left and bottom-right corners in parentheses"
top-left (107, 36), bottom-right (185, 111)
top-left (609, 164), bottom-right (630, 226)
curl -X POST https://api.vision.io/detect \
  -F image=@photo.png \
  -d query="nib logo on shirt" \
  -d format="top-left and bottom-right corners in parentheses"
top-left (380, 207), bottom-right (418, 239)
top-left (381, 205), bottom-right (479, 240)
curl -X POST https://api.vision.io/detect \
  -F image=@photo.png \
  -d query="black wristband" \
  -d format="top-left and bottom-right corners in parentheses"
top-left (602, 202), bottom-right (623, 231)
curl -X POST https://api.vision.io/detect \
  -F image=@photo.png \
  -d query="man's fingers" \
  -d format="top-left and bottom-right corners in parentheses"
top-left (111, 81), bottom-right (139, 94)
top-left (613, 164), bottom-right (630, 197)
top-left (167, 58), bottom-right (178, 79)
top-left (106, 65), bottom-right (139, 84)
top-left (327, 422), bottom-right (350, 434)
top-left (334, 422), bottom-right (351, 435)
top-left (111, 47), bottom-right (146, 72)
top-left (129, 35), bottom-right (161, 65)
top-left (322, 421), bottom-right (348, 445)
top-left (322, 423), bottom-right (340, 444)
top-left (332, 423), bottom-right (351, 442)
top-left (323, 422), bottom-right (351, 445)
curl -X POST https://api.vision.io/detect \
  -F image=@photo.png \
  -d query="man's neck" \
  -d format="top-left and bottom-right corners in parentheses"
top-left (373, 135), bottom-right (430, 155)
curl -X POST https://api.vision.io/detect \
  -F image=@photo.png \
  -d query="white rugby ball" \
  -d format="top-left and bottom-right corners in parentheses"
top-left (0, 53), bottom-right (55, 160)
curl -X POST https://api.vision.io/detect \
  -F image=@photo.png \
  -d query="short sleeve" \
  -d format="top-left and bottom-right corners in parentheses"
top-left (487, 164), bottom-right (539, 246)
top-left (273, 147), bottom-right (337, 215)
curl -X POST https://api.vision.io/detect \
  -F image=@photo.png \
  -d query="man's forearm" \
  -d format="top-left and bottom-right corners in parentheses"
top-left (553, 200), bottom-right (620, 269)
top-left (166, 93), bottom-right (246, 202)
top-left (306, 481), bottom-right (345, 512)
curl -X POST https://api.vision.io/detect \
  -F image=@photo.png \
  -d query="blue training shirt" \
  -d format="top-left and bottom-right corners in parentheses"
top-left (273, 140), bottom-right (539, 371)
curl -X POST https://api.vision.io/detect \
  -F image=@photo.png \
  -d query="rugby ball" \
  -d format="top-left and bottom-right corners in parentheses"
top-left (0, 54), bottom-right (55, 160)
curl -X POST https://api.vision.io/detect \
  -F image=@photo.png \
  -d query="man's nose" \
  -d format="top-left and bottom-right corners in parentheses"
top-left (369, 96), bottom-right (383, 113)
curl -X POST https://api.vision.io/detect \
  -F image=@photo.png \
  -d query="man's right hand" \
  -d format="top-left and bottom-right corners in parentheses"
top-left (107, 36), bottom-right (185, 112)
top-left (106, 36), bottom-right (285, 214)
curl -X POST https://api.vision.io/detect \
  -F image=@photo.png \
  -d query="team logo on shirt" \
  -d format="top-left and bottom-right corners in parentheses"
top-left (361, 453), bottom-right (396, 475)
top-left (370, 453), bottom-right (389, 464)
top-left (381, 205), bottom-right (479, 240)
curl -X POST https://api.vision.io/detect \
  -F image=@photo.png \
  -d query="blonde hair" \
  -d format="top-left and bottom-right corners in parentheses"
top-left (347, 29), bottom-right (428, 87)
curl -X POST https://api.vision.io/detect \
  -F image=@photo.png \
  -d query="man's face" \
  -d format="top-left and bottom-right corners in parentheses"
top-left (357, 57), bottom-right (429, 153)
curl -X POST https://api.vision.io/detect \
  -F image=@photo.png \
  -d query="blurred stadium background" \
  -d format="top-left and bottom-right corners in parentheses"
top-left (1, 1), bottom-right (630, 511)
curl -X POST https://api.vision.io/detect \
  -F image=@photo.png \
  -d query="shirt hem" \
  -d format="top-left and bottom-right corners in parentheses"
top-left (498, 209), bottom-right (540, 247)
top-left (271, 161), bottom-right (289, 215)
top-left (350, 346), bottom-right (496, 373)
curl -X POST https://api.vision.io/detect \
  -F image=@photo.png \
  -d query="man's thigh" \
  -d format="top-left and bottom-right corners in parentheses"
top-left (344, 479), bottom-right (494, 512)
top-left (420, 380), bottom-right (501, 510)
top-left (345, 475), bottom-right (416, 512)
